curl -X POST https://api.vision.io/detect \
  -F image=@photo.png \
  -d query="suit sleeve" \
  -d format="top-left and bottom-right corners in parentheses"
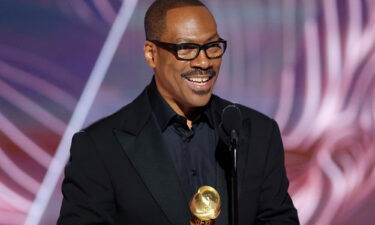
top-left (57, 131), bottom-right (115, 225)
top-left (256, 120), bottom-right (299, 225)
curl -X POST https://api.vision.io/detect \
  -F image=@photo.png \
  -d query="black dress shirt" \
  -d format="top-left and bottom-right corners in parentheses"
top-left (148, 79), bottom-right (217, 200)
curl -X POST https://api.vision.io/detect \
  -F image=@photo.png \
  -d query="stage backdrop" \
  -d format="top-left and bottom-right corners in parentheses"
top-left (1, 0), bottom-right (375, 225)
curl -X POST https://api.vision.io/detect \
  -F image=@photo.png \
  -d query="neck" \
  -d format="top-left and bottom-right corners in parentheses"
top-left (153, 79), bottom-right (205, 129)
top-left (170, 101), bottom-right (202, 129)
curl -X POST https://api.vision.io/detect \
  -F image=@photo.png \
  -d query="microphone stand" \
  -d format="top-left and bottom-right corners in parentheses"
top-left (229, 130), bottom-right (238, 225)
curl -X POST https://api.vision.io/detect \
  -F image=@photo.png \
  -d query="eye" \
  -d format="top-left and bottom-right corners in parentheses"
top-left (177, 44), bottom-right (199, 58)
top-left (205, 42), bottom-right (226, 58)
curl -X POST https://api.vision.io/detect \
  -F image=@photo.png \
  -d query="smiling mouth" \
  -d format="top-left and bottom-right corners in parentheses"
top-left (181, 68), bottom-right (216, 87)
top-left (184, 76), bottom-right (213, 85)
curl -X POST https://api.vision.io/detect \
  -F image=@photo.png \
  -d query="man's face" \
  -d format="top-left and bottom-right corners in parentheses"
top-left (147, 6), bottom-right (223, 115)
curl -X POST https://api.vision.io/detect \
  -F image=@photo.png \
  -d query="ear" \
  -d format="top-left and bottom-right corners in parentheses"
top-left (144, 41), bottom-right (157, 68)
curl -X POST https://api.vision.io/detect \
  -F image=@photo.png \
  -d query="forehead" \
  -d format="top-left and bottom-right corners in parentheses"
top-left (162, 6), bottom-right (218, 43)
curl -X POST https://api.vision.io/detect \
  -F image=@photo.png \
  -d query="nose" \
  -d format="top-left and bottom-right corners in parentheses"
top-left (190, 49), bottom-right (212, 69)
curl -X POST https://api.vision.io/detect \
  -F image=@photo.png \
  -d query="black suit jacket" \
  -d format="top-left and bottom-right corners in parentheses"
top-left (57, 85), bottom-right (299, 225)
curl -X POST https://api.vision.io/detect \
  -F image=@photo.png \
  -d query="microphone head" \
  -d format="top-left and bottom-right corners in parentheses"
top-left (221, 104), bottom-right (242, 136)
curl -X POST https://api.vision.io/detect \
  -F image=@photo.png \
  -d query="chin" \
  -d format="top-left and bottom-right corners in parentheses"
top-left (188, 93), bottom-right (212, 108)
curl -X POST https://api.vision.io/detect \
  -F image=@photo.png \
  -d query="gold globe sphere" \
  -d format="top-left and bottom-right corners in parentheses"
top-left (189, 186), bottom-right (221, 221)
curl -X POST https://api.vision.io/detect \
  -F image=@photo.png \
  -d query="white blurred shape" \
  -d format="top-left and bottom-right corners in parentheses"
top-left (0, 112), bottom-right (51, 168)
top-left (23, 0), bottom-right (139, 224)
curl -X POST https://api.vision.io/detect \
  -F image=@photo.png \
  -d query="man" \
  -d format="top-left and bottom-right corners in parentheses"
top-left (57, 0), bottom-right (299, 224)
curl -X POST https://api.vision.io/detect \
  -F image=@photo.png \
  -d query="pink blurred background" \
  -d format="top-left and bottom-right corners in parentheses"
top-left (0, 0), bottom-right (374, 224)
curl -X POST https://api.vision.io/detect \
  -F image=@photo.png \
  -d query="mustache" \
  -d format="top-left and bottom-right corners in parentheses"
top-left (181, 68), bottom-right (216, 78)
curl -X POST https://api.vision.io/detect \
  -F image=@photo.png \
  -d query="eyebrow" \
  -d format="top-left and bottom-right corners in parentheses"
top-left (175, 33), bottom-right (220, 43)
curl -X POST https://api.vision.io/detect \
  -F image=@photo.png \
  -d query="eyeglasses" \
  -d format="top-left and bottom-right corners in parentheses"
top-left (148, 38), bottom-right (227, 61)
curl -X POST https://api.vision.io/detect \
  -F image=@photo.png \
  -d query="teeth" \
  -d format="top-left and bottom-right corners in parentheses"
top-left (187, 77), bottom-right (210, 83)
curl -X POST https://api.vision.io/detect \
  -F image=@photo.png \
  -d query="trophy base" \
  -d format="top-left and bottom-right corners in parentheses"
top-left (190, 215), bottom-right (215, 225)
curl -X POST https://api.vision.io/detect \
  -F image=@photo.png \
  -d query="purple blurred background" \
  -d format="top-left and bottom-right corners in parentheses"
top-left (1, 0), bottom-right (375, 224)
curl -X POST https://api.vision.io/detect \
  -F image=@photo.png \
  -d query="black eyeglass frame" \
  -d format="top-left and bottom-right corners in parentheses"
top-left (148, 38), bottom-right (227, 61)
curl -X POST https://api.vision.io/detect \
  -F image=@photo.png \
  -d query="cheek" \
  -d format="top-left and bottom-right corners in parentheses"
top-left (160, 58), bottom-right (188, 78)
top-left (213, 59), bottom-right (222, 71)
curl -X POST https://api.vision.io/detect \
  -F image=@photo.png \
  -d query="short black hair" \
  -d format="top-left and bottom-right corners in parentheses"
top-left (144, 0), bottom-right (207, 40)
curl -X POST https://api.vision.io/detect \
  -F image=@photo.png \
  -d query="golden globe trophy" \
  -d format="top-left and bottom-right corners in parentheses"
top-left (189, 186), bottom-right (221, 225)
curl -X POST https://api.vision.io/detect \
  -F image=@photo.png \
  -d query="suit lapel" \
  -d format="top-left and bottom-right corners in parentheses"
top-left (237, 119), bottom-right (251, 197)
top-left (211, 96), bottom-right (249, 197)
top-left (211, 96), bottom-right (251, 225)
top-left (114, 119), bottom-right (190, 225)
top-left (214, 155), bottom-right (229, 225)
top-left (113, 88), bottom-right (190, 225)
top-left (211, 100), bottom-right (230, 225)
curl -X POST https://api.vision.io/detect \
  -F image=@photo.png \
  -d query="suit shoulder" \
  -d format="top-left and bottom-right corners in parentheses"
top-left (82, 105), bottom-right (127, 135)
top-left (81, 88), bottom-right (150, 136)
top-left (237, 103), bottom-right (272, 124)
top-left (212, 95), bottom-right (273, 124)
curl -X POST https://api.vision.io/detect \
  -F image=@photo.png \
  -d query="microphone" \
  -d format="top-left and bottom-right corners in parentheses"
top-left (220, 105), bottom-right (242, 147)
top-left (219, 104), bottom-right (242, 225)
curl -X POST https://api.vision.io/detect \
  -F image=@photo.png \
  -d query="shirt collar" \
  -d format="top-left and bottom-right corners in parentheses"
top-left (147, 77), bottom-right (214, 131)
